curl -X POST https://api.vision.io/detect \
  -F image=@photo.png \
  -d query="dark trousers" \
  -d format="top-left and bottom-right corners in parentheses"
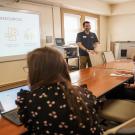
top-left (106, 84), bottom-right (135, 100)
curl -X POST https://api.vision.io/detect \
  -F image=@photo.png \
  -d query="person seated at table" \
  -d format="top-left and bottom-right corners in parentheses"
top-left (118, 55), bottom-right (135, 87)
top-left (107, 55), bottom-right (135, 100)
top-left (16, 47), bottom-right (104, 135)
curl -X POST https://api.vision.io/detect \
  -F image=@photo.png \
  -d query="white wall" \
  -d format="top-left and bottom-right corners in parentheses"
top-left (0, 0), bottom-right (108, 85)
top-left (109, 2), bottom-right (135, 42)
top-left (53, 7), bottom-right (61, 38)
top-left (109, 14), bottom-right (135, 41)
top-left (100, 16), bottom-right (108, 51)
top-left (111, 1), bottom-right (135, 15)
top-left (0, 60), bottom-right (27, 85)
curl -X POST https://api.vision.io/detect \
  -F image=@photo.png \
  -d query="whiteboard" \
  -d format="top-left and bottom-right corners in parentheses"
top-left (0, 9), bottom-right (40, 62)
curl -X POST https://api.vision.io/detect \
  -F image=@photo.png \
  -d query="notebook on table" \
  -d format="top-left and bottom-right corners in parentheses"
top-left (0, 85), bottom-right (30, 125)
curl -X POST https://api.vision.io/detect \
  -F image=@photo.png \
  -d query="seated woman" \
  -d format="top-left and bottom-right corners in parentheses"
top-left (16, 47), bottom-right (103, 135)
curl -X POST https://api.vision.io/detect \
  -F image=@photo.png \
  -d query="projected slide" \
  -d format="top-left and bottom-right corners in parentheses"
top-left (0, 10), bottom-right (40, 62)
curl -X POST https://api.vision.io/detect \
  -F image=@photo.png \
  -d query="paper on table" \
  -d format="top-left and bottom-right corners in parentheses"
top-left (110, 73), bottom-right (133, 77)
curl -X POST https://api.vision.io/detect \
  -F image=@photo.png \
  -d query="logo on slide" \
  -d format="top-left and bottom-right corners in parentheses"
top-left (24, 28), bottom-right (35, 41)
top-left (5, 26), bottom-right (18, 41)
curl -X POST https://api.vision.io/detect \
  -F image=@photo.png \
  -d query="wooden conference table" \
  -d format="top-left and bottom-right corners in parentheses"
top-left (95, 59), bottom-right (134, 71)
top-left (0, 64), bottom-right (133, 135)
top-left (71, 67), bottom-right (133, 97)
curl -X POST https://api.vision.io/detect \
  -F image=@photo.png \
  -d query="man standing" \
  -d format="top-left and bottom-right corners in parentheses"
top-left (76, 21), bottom-right (99, 69)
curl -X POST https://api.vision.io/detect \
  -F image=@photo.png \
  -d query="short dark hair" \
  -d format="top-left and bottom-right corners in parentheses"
top-left (83, 21), bottom-right (90, 27)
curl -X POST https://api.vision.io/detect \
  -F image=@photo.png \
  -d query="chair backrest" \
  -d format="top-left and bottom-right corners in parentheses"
top-left (127, 47), bottom-right (135, 59)
top-left (103, 51), bottom-right (115, 63)
top-left (104, 117), bottom-right (135, 135)
top-left (89, 52), bottom-right (104, 66)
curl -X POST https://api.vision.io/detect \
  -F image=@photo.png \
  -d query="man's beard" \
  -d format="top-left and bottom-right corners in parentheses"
top-left (85, 28), bottom-right (90, 32)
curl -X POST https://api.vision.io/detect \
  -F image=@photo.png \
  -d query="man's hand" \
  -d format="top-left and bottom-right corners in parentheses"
top-left (87, 50), bottom-right (96, 55)
top-left (125, 83), bottom-right (135, 89)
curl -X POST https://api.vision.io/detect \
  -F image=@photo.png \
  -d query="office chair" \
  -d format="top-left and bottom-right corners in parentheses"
top-left (103, 51), bottom-right (115, 63)
top-left (99, 99), bottom-right (135, 123)
top-left (89, 52), bottom-right (104, 66)
top-left (103, 117), bottom-right (135, 135)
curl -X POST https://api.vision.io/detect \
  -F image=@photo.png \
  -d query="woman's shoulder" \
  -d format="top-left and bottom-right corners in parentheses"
top-left (73, 85), bottom-right (94, 97)
top-left (17, 89), bottom-right (30, 97)
top-left (17, 83), bottom-right (64, 98)
top-left (72, 85), bottom-right (97, 104)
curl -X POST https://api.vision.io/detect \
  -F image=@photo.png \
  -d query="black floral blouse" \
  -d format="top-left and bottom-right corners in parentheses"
top-left (16, 83), bottom-right (103, 135)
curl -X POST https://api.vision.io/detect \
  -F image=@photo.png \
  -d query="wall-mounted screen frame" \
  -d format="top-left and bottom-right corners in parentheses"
top-left (0, 8), bottom-right (41, 62)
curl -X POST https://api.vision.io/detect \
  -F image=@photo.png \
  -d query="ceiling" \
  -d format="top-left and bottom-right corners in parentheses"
top-left (99, 0), bottom-right (134, 4)
top-left (0, 0), bottom-right (134, 7)
top-left (0, 0), bottom-right (134, 5)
